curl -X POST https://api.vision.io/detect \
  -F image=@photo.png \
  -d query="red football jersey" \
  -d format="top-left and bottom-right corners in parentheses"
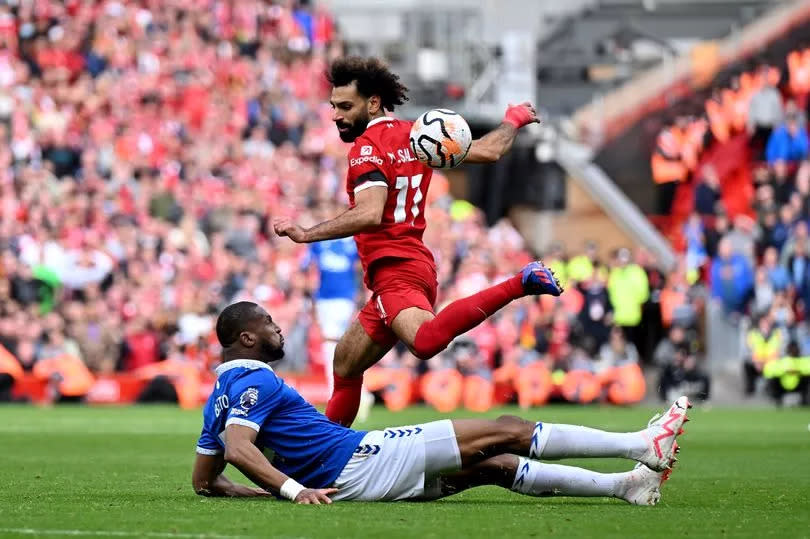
top-left (345, 116), bottom-right (435, 281)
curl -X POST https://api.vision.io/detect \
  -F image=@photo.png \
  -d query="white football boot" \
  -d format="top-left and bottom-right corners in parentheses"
top-left (637, 395), bottom-right (691, 472)
top-left (618, 462), bottom-right (675, 506)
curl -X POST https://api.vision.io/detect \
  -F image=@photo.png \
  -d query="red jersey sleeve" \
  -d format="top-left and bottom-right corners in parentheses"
top-left (346, 136), bottom-right (389, 195)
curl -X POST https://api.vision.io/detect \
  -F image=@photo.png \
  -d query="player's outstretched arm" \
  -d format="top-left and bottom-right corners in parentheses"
top-left (222, 424), bottom-right (338, 504)
top-left (273, 186), bottom-right (387, 243)
top-left (192, 453), bottom-right (271, 498)
top-left (465, 103), bottom-right (539, 164)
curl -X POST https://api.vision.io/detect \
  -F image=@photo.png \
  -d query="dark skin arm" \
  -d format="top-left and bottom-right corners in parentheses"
top-left (192, 452), bottom-right (272, 498)
top-left (273, 185), bottom-right (387, 243)
top-left (465, 102), bottom-right (540, 163)
top-left (464, 123), bottom-right (521, 164)
top-left (197, 424), bottom-right (337, 504)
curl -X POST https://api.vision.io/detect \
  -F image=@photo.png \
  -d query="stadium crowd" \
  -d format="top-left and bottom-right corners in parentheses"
top-left (0, 0), bottom-right (713, 409)
top-left (651, 44), bottom-right (810, 405)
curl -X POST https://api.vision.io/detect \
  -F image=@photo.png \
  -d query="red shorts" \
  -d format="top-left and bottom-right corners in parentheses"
top-left (358, 258), bottom-right (438, 347)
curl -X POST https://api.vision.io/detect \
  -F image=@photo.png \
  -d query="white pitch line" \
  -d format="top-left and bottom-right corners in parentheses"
top-left (0, 528), bottom-right (250, 539)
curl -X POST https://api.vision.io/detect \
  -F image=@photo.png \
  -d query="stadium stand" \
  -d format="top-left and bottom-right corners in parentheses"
top-left (0, 0), bottom-right (806, 410)
top-left (0, 0), bottom-right (661, 410)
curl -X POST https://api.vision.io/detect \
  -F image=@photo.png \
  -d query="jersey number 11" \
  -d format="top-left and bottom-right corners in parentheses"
top-left (393, 174), bottom-right (424, 224)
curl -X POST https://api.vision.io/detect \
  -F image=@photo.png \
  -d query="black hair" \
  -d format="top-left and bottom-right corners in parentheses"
top-left (326, 56), bottom-right (409, 111)
top-left (216, 301), bottom-right (261, 347)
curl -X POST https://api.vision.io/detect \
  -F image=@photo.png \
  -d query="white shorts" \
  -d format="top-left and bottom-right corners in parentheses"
top-left (316, 298), bottom-right (355, 341)
top-left (331, 420), bottom-right (462, 502)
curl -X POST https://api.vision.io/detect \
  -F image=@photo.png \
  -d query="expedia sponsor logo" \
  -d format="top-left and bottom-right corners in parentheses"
top-left (350, 155), bottom-right (384, 167)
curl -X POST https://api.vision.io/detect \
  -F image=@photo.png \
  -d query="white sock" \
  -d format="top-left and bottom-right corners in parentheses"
top-left (530, 422), bottom-right (647, 460)
top-left (511, 457), bottom-right (628, 498)
top-left (322, 340), bottom-right (338, 394)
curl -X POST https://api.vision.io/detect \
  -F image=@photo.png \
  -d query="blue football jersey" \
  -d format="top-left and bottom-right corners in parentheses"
top-left (307, 238), bottom-right (358, 300)
top-left (196, 359), bottom-right (366, 488)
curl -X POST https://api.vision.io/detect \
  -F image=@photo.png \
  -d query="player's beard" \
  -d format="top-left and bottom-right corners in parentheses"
top-left (261, 338), bottom-right (285, 362)
top-left (336, 113), bottom-right (370, 142)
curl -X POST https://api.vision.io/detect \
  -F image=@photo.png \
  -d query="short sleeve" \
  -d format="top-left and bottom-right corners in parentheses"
top-left (196, 427), bottom-right (224, 455)
top-left (224, 371), bottom-right (283, 432)
top-left (347, 139), bottom-right (389, 194)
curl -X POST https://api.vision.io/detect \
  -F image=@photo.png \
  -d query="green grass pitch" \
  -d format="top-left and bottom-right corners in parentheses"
top-left (1, 404), bottom-right (809, 539)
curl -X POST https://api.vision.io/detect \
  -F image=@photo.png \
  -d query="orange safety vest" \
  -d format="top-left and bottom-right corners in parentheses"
top-left (704, 97), bottom-right (730, 143)
top-left (659, 286), bottom-right (687, 328)
top-left (33, 354), bottom-right (95, 397)
top-left (463, 375), bottom-right (494, 412)
top-left (560, 370), bottom-right (602, 404)
top-left (651, 127), bottom-right (687, 184)
top-left (363, 366), bottom-right (413, 411)
top-left (0, 344), bottom-right (23, 380)
top-left (135, 358), bottom-right (202, 409)
top-left (420, 369), bottom-right (463, 413)
top-left (600, 364), bottom-right (647, 405)
top-left (515, 363), bottom-right (552, 409)
top-left (788, 49), bottom-right (810, 96)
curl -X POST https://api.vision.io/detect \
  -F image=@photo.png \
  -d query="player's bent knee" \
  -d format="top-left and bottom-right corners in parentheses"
top-left (494, 415), bottom-right (532, 446)
top-left (411, 327), bottom-right (446, 360)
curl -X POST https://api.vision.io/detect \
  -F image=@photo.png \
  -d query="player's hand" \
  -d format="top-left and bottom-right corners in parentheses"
top-left (294, 488), bottom-right (338, 504)
top-left (273, 217), bottom-right (308, 243)
top-left (503, 102), bottom-right (540, 129)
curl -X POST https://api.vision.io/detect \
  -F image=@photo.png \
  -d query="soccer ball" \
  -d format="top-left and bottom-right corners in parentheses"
top-left (409, 109), bottom-right (472, 169)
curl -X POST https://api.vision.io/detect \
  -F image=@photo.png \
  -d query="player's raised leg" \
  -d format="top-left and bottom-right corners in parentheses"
top-left (325, 319), bottom-right (393, 426)
top-left (436, 454), bottom-right (670, 506)
top-left (450, 396), bottom-right (691, 472)
top-left (392, 261), bottom-right (563, 359)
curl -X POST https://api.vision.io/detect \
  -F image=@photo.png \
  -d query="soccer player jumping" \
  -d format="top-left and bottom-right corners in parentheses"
top-left (193, 303), bottom-right (690, 505)
top-left (272, 57), bottom-right (563, 427)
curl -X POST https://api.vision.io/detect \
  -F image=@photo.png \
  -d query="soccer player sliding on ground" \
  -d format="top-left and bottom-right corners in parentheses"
top-left (272, 56), bottom-right (563, 427)
top-left (192, 303), bottom-right (690, 505)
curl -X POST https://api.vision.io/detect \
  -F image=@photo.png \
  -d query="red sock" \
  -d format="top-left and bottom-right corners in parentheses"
top-left (413, 274), bottom-right (523, 359)
top-left (325, 373), bottom-right (364, 427)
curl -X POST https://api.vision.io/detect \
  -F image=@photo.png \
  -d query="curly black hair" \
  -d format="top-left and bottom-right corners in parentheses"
top-left (216, 301), bottom-right (261, 347)
top-left (326, 56), bottom-right (409, 111)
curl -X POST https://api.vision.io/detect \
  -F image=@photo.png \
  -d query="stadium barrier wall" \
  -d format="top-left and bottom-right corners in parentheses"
top-left (10, 364), bottom-right (647, 410)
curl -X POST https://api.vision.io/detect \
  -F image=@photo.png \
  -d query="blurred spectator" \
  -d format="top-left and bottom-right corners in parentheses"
top-left (762, 246), bottom-right (790, 291)
top-left (743, 315), bottom-right (785, 396)
top-left (607, 248), bottom-right (649, 358)
top-left (748, 66), bottom-right (784, 153)
top-left (657, 342), bottom-right (711, 403)
top-left (121, 318), bottom-right (162, 372)
top-left (710, 237), bottom-right (753, 315)
top-left (765, 113), bottom-right (809, 165)
top-left (704, 213), bottom-right (729, 259)
top-left (594, 325), bottom-right (639, 372)
top-left (576, 267), bottom-right (612, 351)
top-left (785, 235), bottom-right (810, 314)
top-left (653, 325), bottom-right (690, 366)
top-left (567, 241), bottom-right (599, 285)
top-left (763, 341), bottom-right (810, 406)
top-left (694, 165), bottom-right (722, 216)
top-left (0, 342), bottom-right (22, 401)
top-left (303, 237), bottom-right (359, 386)
top-left (683, 213), bottom-right (708, 276)
top-left (651, 116), bottom-right (690, 214)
